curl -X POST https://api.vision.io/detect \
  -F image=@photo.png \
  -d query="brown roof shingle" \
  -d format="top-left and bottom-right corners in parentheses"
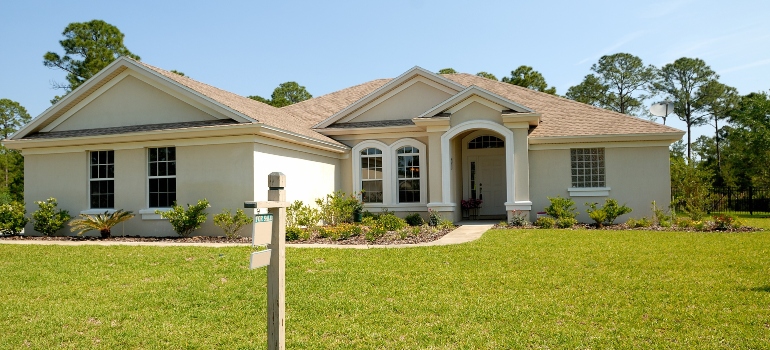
top-left (135, 60), bottom-right (344, 146)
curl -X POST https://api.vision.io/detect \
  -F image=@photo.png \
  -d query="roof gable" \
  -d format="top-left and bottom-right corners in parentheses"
top-left (313, 67), bottom-right (465, 128)
top-left (416, 85), bottom-right (535, 119)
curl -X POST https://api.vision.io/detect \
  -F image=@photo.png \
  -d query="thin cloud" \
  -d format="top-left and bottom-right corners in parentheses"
top-left (639, 0), bottom-right (696, 19)
top-left (577, 31), bottom-right (647, 65)
top-left (721, 58), bottom-right (770, 74)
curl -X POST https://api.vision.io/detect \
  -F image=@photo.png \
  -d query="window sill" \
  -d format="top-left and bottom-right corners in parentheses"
top-left (139, 208), bottom-right (171, 220)
top-left (80, 209), bottom-right (116, 215)
top-left (363, 203), bottom-right (428, 212)
top-left (568, 187), bottom-right (611, 197)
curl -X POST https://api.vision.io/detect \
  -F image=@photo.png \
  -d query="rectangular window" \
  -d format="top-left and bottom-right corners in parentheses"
top-left (90, 150), bottom-right (114, 209)
top-left (148, 147), bottom-right (176, 208)
top-left (361, 148), bottom-right (383, 203)
top-left (571, 148), bottom-right (605, 188)
top-left (397, 147), bottom-right (420, 203)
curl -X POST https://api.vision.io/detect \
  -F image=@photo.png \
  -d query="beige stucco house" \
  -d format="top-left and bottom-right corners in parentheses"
top-left (5, 57), bottom-right (684, 236)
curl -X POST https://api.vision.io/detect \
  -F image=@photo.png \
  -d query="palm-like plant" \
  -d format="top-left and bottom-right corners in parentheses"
top-left (69, 209), bottom-right (135, 239)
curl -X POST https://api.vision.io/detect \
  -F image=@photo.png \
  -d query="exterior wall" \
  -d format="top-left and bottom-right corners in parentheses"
top-left (24, 152), bottom-right (88, 236)
top-left (347, 81), bottom-right (452, 123)
top-left (529, 145), bottom-right (671, 223)
top-left (52, 75), bottom-right (217, 132)
top-left (450, 102), bottom-right (503, 127)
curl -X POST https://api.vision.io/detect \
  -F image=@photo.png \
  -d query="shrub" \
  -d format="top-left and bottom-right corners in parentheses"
top-left (626, 217), bottom-right (652, 228)
top-left (32, 198), bottom-right (71, 236)
top-left (585, 203), bottom-right (608, 227)
top-left (286, 226), bottom-right (303, 241)
top-left (508, 210), bottom-right (530, 226)
top-left (546, 196), bottom-right (577, 220)
top-left (315, 191), bottom-right (361, 226)
top-left (556, 217), bottom-right (577, 229)
top-left (437, 219), bottom-right (455, 231)
top-left (339, 223), bottom-right (363, 239)
top-left (287, 200), bottom-right (320, 228)
top-left (69, 209), bottom-right (135, 238)
top-left (428, 208), bottom-right (441, 227)
top-left (157, 199), bottom-right (210, 237)
top-left (0, 201), bottom-right (28, 235)
top-left (534, 216), bottom-right (555, 228)
top-left (365, 224), bottom-right (387, 242)
top-left (214, 208), bottom-right (254, 239)
top-left (712, 214), bottom-right (736, 231)
top-left (586, 199), bottom-right (633, 227)
top-left (377, 213), bottom-right (408, 231)
top-left (675, 216), bottom-right (693, 229)
top-left (405, 213), bottom-right (424, 226)
top-left (651, 201), bottom-right (672, 227)
top-left (692, 220), bottom-right (708, 231)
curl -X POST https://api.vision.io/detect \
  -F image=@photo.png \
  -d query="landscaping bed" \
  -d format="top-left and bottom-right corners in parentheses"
top-left (0, 234), bottom-right (252, 243)
top-left (288, 224), bottom-right (453, 245)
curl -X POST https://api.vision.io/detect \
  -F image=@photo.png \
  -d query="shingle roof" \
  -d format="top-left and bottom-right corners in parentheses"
top-left (289, 73), bottom-right (681, 138)
top-left (22, 120), bottom-right (239, 140)
top-left (135, 60), bottom-right (343, 146)
top-left (328, 119), bottom-right (415, 129)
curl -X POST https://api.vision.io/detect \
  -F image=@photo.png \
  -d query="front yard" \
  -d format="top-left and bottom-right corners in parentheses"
top-left (1, 228), bottom-right (769, 348)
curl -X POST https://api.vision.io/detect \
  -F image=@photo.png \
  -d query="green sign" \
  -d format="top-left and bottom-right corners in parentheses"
top-left (255, 213), bottom-right (273, 223)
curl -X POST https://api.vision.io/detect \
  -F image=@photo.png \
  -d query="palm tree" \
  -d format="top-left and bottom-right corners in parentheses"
top-left (69, 210), bottom-right (135, 238)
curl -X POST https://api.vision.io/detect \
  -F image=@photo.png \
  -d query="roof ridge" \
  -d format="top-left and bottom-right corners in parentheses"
top-left (446, 73), bottom-right (683, 134)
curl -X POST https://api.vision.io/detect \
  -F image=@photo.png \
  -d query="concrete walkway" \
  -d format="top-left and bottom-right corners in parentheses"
top-left (0, 221), bottom-right (496, 248)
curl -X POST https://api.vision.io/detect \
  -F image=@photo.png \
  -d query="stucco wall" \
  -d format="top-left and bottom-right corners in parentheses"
top-left (347, 81), bottom-right (452, 123)
top-left (253, 143), bottom-right (340, 205)
top-left (24, 152), bottom-right (88, 236)
top-left (52, 75), bottom-right (217, 132)
top-left (529, 145), bottom-right (671, 223)
top-left (450, 101), bottom-right (503, 127)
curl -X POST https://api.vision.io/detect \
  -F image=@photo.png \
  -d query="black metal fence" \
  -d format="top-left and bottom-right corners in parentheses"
top-left (672, 186), bottom-right (770, 215)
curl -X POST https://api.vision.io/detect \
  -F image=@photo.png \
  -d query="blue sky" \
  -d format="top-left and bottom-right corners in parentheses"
top-left (2, 0), bottom-right (769, 141)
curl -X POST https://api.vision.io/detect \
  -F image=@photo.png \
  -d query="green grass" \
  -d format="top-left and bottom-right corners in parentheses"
top-left (2, 228), bottom-right (770, 349)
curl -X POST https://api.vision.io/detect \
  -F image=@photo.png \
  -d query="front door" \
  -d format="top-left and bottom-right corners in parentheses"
top-left (467, 154), bottom-right (506, 217)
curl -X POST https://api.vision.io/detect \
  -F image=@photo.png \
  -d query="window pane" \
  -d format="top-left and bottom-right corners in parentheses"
top-left (168, 161), bottom-right (176, 176)
top-left (158, 148), bottom-right (167, 162)
top-left (149, 163), bottom-right (157, 177)
top-left (91, 165), bottom-right (98, 179)
top-left (158, 162), bottom-right (167, 176)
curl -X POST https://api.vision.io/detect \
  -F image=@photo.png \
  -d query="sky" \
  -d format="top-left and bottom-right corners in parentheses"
top-left (2, 0), bottom-right (769, 142)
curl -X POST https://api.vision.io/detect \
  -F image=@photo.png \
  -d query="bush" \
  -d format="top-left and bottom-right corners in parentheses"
top-left (651, 201), bottom-right (671, 227)
top-left (377, 213), bottom-right (408, 231)
top-left (157, 199), bottom-right (210, 237)
top-left (287, 200), bottom-right (320, 228)
top-left (508, 210), bottom-right (530, 226)
top-left (437, 219), bottom-right (455, 231)
top-left (675, 216), bottom-right (693, 229)
top-left (626, 217), bottom-right (652, 228)
top-left (428, 209), bottom-right (441, 227)
top-left (556, 217), bottom-right (577, 229)
top-left (405, 213), bottom-right (424, 226)
top-left (534, 216), bottom-right (555, 228)
top-left (712, 214), bottom-right (736, 231)
top-left (213, 208), bottom-right (254, 239)
top-left (365, 225), bottom-right (387, 242)
top-left (586, 199), bottom-right (633, 227)
top-left (546, 196), bottom-right (577, 220)
top-left (0, 201), bottom-right (28, 235)
top-left (315, 191), bottom-right (362, 226)
top-left (69, 209), bottom-right (135, 238)
top-left (286, 226), bottom-right (303, 241)
top-left (32, 198), bottom-right (71, 236)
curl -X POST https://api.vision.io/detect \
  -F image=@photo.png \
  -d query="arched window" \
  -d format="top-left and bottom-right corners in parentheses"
top-left (360, 148), bottom-right (383, 203)
top-left (396, 146), bottom-right (420, 203)
top-left (468, 135), bottom-right (504, 149)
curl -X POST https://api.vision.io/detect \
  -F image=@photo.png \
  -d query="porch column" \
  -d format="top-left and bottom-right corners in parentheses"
top-left (512, 128), bottom-right (530, 202)
top-left (427, 131), bottom-right (443, 204)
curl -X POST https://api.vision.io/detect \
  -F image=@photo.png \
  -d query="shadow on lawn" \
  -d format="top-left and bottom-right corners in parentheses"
top-left (743, 285), bottom-right (770, 293)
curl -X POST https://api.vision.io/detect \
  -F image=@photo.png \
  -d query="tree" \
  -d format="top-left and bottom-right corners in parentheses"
top-left (44, 20), bottom-right (139, 100)
top-left (722, 92), bottom-right (770, 188)
top-left (565, 74), bottom-right (608, 107)
top-left (654, 57), bottom-right (719, 159)
top-left (0, 99), bottom-right (31, 200)
top-left (567, 53), bottom-right (656, 116)
top-left (476, 72), bottom-right (497, 80)
top-left (249, 82), bottom-right (312, 107)
top-left (438, 68), bottom-right (457, 74)
top-left (502, 66), bottom-right (556, 94)
top-left (695, 80), bottom-right (739, 169)
top-left (170, 70), bottom-right (185, 76)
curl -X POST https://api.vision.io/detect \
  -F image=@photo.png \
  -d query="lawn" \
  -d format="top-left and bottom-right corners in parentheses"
top-left (1, 228), bottom-right (769, 349)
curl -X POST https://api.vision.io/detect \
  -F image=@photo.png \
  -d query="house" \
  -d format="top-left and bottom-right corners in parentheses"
top-left (5, 57), bottom-right (684, 236)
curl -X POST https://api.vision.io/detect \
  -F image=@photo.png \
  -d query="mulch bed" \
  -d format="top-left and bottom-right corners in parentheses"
top-left (0, 235), bottom-right (252, 243)
top-left (290, 226), bottom-right (453, 245)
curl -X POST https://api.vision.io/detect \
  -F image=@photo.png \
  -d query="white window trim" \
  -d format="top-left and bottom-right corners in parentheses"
top-left (351, 138), bottom-right (427, 208)
top-left (80, 209), bottom-right (117, 215)
top-left (88, 150), bottom-right (114, 210)
top-left (568, 187), bottom-right (611, 197)
top-left (147, 146), bottom-right (177, 210)
top-left (139, 208), bottom-right (170, 220)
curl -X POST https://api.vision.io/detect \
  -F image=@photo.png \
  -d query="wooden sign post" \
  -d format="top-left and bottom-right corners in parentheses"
top-left (245, 172), bottom-right (289, 350)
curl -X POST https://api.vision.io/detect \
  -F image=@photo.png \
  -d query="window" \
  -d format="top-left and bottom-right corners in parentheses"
top-left (90, 150), bottom-right (114, 209)
top-left (571, 148), bottom-right (605, 188)
top-left (148, 147), bottom-right (176, 208)
top-left (396, 146), bottom-right (420, 203)
top-left (468, 135), bottom-right (504, 149)
top-left (360, 148), bottom-right (383, 203)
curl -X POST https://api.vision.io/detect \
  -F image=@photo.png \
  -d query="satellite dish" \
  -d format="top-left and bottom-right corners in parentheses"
top-left (650, 101), bottom-right (674, 125)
